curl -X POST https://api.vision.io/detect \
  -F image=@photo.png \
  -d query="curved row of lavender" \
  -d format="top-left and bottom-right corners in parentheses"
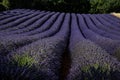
top-left (0, 10), bottom-right (70, 80)
top-left (0, 9), bottom-right (120, 80)
top-left (67, 13), bottom-right (120, 80)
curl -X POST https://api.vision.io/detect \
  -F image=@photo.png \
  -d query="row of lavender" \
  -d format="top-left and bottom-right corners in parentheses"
top-left (0, 9), bottom-right (120, 80)
top-left (68, 13), bottom-right (120, 80)
top-left (0, 9), bottom-right (70, 80)
top-left (1, 9), bottom-right (120, 39)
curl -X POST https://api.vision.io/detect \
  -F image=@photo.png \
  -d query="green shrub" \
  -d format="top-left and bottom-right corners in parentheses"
top-left (81, 63), bottom-right (111, 79)
top-left (12, 54), bottom-right (37, 67)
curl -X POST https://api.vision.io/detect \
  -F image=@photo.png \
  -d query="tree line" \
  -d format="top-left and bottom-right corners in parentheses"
top-left (0, 0), bottom-right (120, 13)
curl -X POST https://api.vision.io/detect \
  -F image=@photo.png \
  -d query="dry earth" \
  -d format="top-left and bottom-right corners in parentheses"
top-left (111, 13), bottom-right (120, 18)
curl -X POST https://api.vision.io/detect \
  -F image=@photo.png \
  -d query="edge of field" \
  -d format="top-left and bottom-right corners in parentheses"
top-left (111, 12), bottom-right (120, 18)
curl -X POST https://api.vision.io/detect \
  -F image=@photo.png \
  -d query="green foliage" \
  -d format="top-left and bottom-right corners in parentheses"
top-left (12, 54), bottom-right (37, 67)
top-left (89, 0), bottom-right (106, 13)
top-left (89, 0), bottom-right (120, 13)
top-left (0, 0), bottom-right (10, 10)
top-left (81, 63), bottom-right (111, 79)
top-left (2, 0), bottom-right (9, 9)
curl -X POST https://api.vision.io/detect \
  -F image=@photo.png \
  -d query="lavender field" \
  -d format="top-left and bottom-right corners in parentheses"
top-left (0, 9), bottom-right (120, 80)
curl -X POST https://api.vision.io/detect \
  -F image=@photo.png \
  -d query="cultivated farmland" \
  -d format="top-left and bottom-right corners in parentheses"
top-left (0, 9), bottom-right (120, 80)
